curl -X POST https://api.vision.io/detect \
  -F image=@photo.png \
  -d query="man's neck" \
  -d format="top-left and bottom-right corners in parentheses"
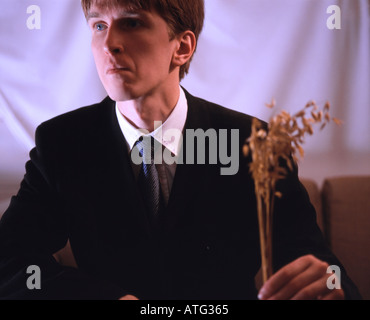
top-left (117, 84), bottom-right (180, 132)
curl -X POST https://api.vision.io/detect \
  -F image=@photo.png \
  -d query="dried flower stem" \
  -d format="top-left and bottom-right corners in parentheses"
top-left (244, 100), bottom-right (341, 284)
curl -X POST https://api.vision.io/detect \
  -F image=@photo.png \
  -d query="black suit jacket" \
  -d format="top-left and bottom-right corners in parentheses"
top-left (0, 89), bottom-right (361, 300)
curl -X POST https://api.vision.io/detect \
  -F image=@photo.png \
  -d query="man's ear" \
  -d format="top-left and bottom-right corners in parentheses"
top-left (172, 31), bottom-right (197, 68)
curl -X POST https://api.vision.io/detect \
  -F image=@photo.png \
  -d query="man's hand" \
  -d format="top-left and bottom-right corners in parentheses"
top-left (119, 295), bottom-right (139, 300)
top-left (258, 255), bottom-right (345, 300)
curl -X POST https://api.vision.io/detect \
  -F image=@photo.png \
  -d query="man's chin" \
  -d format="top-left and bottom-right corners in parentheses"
top-left (107, 90), bottom-right (136, 102)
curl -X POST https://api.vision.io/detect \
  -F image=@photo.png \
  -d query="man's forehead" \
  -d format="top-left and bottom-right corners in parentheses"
top-left (87, 1), bottom-right (151, 19)
top-left (87, 6), bottom-right (140, 18)
top-left (87, 0), bottom-right (150, 14)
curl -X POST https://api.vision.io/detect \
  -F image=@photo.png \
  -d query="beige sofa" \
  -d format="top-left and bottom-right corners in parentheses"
top-left (1, 175), bottom-right (369, 299)
top-left (320, 176), bottom-right (370, 300)
top-left (287, 176), bottom-right (370, 300)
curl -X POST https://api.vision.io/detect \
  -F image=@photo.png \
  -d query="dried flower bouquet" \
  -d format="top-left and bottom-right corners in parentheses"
top-left (244, 100), bottom-right (341, 284)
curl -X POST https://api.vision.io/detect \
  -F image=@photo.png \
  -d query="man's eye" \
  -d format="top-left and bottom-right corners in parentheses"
top-left (94, 23), bottom-right (106, 31)
top-left (122, 19), bottom-right (142, 29)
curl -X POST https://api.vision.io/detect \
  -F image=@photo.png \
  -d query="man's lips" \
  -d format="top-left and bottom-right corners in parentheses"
top-left (106, 66), bottom-right (129, 75)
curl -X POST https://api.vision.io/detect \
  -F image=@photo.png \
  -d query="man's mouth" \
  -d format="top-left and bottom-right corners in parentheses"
top-left (106, 67), bottom-right (129, 75)
top-left (106, 62), bottom-right (130, 75)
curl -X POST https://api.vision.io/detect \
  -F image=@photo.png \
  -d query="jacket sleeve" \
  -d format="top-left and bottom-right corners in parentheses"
top-left (0, 124), bottom-right (127, 300)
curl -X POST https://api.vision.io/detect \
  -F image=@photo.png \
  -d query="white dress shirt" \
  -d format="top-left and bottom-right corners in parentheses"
top-left (115, 87), bottom-right (188, 205)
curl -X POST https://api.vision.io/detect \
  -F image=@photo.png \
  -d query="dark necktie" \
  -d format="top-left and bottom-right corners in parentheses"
top-left (135, 136), bottom-right (162, 220)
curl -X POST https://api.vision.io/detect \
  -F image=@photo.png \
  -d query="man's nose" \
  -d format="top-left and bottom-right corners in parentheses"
top-left (103, 27), bottom-right (124, 55)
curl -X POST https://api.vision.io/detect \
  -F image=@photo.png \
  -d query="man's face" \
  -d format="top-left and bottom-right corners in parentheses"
top-left (87, 4), bottom-right (179, 101)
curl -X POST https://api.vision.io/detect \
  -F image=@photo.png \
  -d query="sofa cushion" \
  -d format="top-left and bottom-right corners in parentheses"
top-left (322, 176), bottom-right (370, 300)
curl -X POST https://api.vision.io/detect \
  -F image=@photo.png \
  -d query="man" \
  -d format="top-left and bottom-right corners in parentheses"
top-left (0, 0), bottom-right (361, 300)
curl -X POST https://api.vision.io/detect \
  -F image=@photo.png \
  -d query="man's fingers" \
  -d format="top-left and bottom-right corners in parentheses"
top-left (258, 254), bottom-right (345, 300)
top-left (290, 277), bottom-right (328, 300)
top-left (291, 274), bottom-right (344, 300)
top-left (258, 255), bottom-right (315, 299)
top-left (258, 255), bottom-right (337, 300)
top-left (266, 261), bottom-right (326, 300)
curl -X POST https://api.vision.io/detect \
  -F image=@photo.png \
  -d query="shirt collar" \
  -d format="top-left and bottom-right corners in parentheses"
top-left (115, 87), bottom-right (188, 157)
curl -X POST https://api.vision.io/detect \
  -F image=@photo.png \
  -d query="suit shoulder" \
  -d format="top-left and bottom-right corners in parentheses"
top-left (184, 89), bottom-right (262, 132)
top-left (36, 97), bottom-right (114, 137)
top-left (207, 99), bottom-right (254, 125)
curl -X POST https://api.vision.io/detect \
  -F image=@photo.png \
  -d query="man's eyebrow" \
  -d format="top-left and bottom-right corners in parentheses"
top-left (87, 10), bottom-right (145, 21)
top-left (86, 12), bottom-right (100, 21)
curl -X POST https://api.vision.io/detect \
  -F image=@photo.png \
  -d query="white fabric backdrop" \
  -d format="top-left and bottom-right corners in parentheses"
top-left (0, 0), bottom-right (369, 186)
